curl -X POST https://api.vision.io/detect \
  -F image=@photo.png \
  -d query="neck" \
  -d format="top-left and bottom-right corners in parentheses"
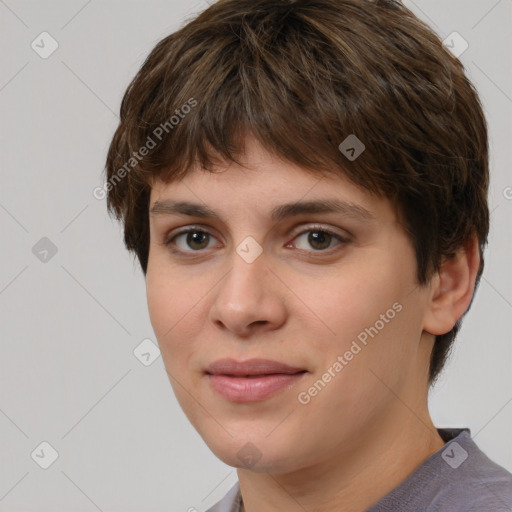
top-left (237, 405), bottom-right (445, 512)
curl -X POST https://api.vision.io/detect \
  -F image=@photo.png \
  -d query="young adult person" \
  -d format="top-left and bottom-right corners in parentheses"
top-left (104, 1), bottom-right (512, 510)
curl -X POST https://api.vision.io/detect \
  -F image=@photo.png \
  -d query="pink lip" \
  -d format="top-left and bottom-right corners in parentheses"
top-left (205, 358), bottom-right (307, 402)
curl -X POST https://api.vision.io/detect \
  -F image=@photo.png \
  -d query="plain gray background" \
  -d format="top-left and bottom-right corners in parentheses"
top-left (0, 1), bottom-right (511, 510)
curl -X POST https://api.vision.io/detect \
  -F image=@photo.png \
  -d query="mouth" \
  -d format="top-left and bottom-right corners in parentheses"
top-left (205, 358), bottom-right (308, 402)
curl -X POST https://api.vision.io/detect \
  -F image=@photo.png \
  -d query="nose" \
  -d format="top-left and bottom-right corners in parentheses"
top-left (208, 247), bottom-right (287, 338)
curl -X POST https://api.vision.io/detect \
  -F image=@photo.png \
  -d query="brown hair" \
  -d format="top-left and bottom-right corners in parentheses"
top-left (104, 0), bottom-right (489, 385)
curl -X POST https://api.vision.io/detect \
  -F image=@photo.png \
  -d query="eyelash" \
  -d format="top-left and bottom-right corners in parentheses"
top-left (163, 224), bottom-right (351, 256)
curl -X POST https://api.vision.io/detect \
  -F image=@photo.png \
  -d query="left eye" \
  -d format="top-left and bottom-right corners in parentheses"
top-left (291, 229), bottom-right (347, 251)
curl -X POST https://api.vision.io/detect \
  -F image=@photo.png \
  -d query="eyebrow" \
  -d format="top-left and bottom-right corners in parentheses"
top-left (149, 198), bottom-right (375, 223)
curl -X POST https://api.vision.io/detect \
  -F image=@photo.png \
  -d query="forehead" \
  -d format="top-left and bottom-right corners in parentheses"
top-left (148, 136), bottom-right (396, 225)
top-left (149, 175), bottom-right (398, 233)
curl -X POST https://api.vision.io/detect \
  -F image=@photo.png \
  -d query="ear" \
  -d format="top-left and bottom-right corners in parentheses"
top-left (423, 234), bottom-right (481, 336)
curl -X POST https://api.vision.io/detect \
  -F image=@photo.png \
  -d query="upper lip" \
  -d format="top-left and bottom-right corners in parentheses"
top-left (205, 358), bottom-right (307, 376)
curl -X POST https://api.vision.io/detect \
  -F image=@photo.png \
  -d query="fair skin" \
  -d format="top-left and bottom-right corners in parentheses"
top-left (146, 135), bottom-right (480, 512)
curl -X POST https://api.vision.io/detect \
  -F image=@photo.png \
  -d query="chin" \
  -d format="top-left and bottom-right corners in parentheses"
top-left (200, 427), bottom-right (307, 474)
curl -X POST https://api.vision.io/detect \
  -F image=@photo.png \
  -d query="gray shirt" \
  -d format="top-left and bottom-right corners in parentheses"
top-left (206, 428), bottom-right (512, 511)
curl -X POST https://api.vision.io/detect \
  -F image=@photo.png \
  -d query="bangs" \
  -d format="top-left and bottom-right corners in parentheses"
top-left (114, 5), bottom-right (405, 194)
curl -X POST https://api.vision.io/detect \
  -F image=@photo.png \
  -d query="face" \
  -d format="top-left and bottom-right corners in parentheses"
top-left (146, 136), bottom-right (434, 473)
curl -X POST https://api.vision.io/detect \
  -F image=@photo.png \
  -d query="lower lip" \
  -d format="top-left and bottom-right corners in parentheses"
top-left (207, 372), bottom-right (306, 402)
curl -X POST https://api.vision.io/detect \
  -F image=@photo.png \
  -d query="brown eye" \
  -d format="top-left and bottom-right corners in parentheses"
top-left (292, 227), bottom-right (349, 252)
top-left (184, 231), bottom-right (210, 250)
top-left (166, 228), bottom-right (218, 252)
top-left (307, 231), bottom-right (332, 250)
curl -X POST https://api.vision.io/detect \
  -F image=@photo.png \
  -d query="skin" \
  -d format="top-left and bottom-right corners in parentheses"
top-left (146, 135), bottom-right (480, 512)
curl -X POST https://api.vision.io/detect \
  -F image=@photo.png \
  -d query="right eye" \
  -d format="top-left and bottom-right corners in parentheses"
top-left (165, 227), bottom-right (220, 253)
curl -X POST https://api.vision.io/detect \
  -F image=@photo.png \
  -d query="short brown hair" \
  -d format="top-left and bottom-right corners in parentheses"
top-left (104, 0), bottom-right (489, 385)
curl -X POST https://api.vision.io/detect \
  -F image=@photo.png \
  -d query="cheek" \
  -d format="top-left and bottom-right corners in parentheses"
top-left (302, 260), bottom-right (406, 346)
top-left (145, 265), bottom-right (201, 368)
top-left (146, 269), bottom-right (206, 418)
top-left (296, 252), bottom-right (422, 392)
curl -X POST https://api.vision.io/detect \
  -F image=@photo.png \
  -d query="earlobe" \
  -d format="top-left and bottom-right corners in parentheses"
top-left (423, 235), bottom-right (480, 336)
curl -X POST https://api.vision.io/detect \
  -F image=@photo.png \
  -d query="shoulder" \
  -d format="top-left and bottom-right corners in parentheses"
top-left (368, 429), bottom-right (512, 512)
top-left (428, 431), bottom-right (512, 511)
